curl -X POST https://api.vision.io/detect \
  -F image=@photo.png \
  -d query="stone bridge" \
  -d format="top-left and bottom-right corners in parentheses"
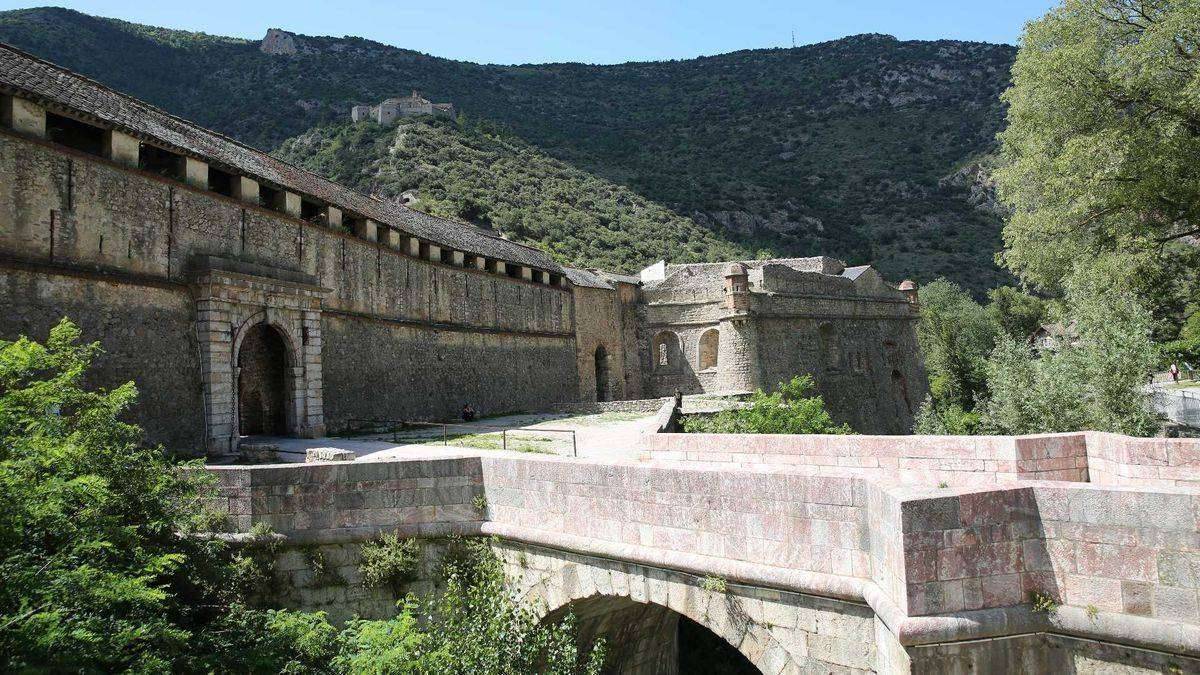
top-left (209, 430), bottom-right (1200, 674)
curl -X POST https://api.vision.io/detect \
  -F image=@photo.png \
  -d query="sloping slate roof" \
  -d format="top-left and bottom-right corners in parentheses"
top-left (841, 265), bottom-right (870, 280)
top-left (563, 267), bottom-right (613, 289)
top-left (0, 43), bottom-right (559, 272)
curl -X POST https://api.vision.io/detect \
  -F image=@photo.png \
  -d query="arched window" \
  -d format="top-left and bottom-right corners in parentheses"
top-left (698, 328), bottom-right (719, 371)
top-left (818, 323), bottom-right (839, 369)
top-left (652, 331), bottom-right (680, 370)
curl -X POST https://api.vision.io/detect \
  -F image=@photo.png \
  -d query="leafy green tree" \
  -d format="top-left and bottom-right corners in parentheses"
top-left (995, 0), bottom-right (1200, 308)
top-left (980, 258), bottom-right (1161, 435)
top-left (0, 318), bottom-right (235, 671)
top-left (0, 320), bottom-right (604, 673)
top-left (986, 286), bottom-right (1047, 341)
top-left (915, 279), bottom-right (1000, 413)
top-left (682, 375), bottom-right (853, 434)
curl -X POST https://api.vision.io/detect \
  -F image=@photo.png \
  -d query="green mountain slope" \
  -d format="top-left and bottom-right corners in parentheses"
top-left (276, 118), bottom-right (747, 271)
top-left (0, 7), bottom-right (1015, 291)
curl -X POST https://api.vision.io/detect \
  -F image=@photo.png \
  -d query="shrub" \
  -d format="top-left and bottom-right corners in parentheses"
top-left (681, 375), bottom-right (853, 434)
top-left (359, 533), bottom-right (421, 591)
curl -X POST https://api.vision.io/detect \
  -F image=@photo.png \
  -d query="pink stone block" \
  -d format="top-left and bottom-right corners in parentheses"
top-left (1065, 574), bottom-right (1123, 612)
top-left (1075, 542), bottom-right (1156, 582)
top-left (982, 573), bottom-right (1023, 607)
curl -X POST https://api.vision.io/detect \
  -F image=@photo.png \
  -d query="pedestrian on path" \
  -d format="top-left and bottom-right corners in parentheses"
top-left (1170, 363), bottom-right (1180, 382)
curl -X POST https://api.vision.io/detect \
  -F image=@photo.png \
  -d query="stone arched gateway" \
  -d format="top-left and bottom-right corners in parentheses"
top-left (235, 321), bottom-right (294, 436)
top-left (494, 542), bottom-right (875, 675)
top-left (190, 257), bottom-right (328, 454)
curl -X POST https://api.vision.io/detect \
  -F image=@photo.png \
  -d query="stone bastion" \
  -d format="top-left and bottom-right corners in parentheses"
top-left (207, 430), bottom-right (1200, 674)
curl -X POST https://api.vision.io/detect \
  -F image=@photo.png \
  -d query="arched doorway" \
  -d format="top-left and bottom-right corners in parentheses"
top-left (237, 323), bottom-right (289, 436)
top-left (594, 345), bottom-right (610, 402)
top-left (698, 328), bottom-right (720, 370)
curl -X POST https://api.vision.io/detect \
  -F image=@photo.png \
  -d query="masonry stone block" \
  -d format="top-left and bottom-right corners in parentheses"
top-left (520, 266), bottom-right (533, 281)
top-left (451, 250), bottom-right (465, 266)
top-left (2, 95), bottom-right (45, 137)
top-left (105, 129), bottom-right (140, 167)
top-left (184, 156), bottom-right (208, 190)
top-left (282, 191), bottom-right (301, 217)
top-left (355, 218), bottom-right (377, 242)
top-left (326, 206), bottom-right (342, 228)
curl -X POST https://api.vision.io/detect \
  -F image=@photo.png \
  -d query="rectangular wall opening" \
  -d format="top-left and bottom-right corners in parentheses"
top-left (46, 112), bottom-right (105, 157)
top-left (260, 184), bottom-right (282, 211)
top-left (208, 166), bottom-right (234, 197)
top-left (139, 143), bottom-right (185, 180)
top-left (506, 264), bottom-right (521, 279)
top-left (300, 199), bottom-right (323, 223)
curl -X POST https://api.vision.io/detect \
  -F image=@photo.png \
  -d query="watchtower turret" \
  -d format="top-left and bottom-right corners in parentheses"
top-left (724, 262), bottom-right (750, 312)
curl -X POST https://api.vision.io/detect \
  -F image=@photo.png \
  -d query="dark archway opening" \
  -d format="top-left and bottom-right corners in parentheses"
top-left (238, 324), bottom-right (289, 436)
top-left (595, 345), bottom-right (610, 402)
top-left (545, 595), bottom-right (760, 675)
top-left (678, 615), bottom-right (759, 674)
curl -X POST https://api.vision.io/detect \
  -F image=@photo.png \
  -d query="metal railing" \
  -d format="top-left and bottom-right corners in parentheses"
top-left (345, 418), bottom-right (578, 457)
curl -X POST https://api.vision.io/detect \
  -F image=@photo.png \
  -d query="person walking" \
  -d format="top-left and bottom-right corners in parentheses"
top-left (1170, 362), bottom-right (1180, 383)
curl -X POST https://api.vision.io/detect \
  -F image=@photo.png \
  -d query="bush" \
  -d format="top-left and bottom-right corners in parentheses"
top-left (682, 375), bottom-right (852, 434)
top-left (359, 533), bottom-right (421, 592)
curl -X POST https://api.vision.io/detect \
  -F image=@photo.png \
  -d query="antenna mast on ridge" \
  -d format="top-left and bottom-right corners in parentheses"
top-left (791, 30), bottom-right (796, 48)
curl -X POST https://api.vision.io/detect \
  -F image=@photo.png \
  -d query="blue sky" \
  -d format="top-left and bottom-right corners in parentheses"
top-left (1, 1), bottom-right (1058, 64)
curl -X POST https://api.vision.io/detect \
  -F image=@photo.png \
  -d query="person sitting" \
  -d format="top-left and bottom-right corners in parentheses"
top-left (461, 403), bottom-right (476, 422)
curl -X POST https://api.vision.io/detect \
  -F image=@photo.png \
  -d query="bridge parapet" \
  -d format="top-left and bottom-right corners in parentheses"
top-left (643, 430), bottom-right (1200, 489)
top-left (206, 445), bottom-right (1200, 672)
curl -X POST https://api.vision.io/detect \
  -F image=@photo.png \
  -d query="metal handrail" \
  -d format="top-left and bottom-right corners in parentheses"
top-left (345, 418), bottom-right (578, 457)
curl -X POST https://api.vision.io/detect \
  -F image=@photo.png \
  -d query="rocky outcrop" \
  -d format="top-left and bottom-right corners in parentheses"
top-left (260, 28), bottom-right (301, 56)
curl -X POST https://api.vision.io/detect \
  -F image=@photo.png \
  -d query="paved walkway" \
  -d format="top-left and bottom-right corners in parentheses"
top-left (231, 409), bottom-right (661, 464)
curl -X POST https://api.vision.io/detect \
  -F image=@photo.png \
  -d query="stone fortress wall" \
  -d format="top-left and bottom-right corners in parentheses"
top-left (0, 47), bottom-right (577, 455)
top-left (639, 258), bottom-right (926, 434)
top-left (207, 429), bottom-right (1200, 673)
top-left (0, 127), bottom-right (576, 451)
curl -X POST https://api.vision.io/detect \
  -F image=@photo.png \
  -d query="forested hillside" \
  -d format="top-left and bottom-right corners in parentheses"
top-left (0, 7), bottom-right (1015, 288)
top-left (276, 118), bottom-right (748, 271)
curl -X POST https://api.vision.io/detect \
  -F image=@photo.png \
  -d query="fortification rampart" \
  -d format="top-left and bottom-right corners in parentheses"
top-left (0, 123), bottom-right (576, 451)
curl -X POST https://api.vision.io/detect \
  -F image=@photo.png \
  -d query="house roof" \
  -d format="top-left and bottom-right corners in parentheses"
top-left (0, 42), bottom-right (559, 273)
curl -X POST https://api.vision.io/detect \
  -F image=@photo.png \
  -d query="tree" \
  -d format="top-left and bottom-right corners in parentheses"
top-left (682, 375), bottom-right (853, 434)
top-left (0, 320), bottom-right (603, 673)
top-left (986, 286), bottom-right (1047, 341)
top-left (995, 0), bottom-right (1200, 300)
top-left (980, 258), bottom-right (1161, 435)
top-left (915, 279), bottom-right (1000, 411)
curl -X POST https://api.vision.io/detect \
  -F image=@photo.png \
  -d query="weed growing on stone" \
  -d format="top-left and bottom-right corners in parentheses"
top-left (359, 533), bottom-right (421, 592)
top-left (473, 494), bottom-right (488, 513)
top-left (701, 575), bottom-right (728, 594)
top-left (302, 546), bottom-right (346, 589)
top-left (1029, 591), bottom-right (1058, 614)
top-left (1086, 604), bottom-right (1099, 621)
top-left (937, 481), bottom-right (949, 488)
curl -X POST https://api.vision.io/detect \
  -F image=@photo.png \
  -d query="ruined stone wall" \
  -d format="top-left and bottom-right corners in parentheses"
top-left (0, 131), bottom-right (576, 450)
